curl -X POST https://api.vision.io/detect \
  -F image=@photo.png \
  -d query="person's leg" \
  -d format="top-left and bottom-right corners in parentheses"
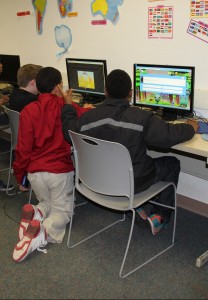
top-left (13, 172), bottom-right (74, 262)
top-left (17, 172), bottom-right (51, 240)
top-left (42, 172), bottom-right (74, 243)
top-left (150, 156), bottom-right (180, 222)
top-left (27, 172), bottom-right (51, 218)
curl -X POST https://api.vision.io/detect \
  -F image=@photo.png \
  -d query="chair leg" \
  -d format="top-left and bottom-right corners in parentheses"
top-left (28, 188), bottom-right (33, 204)
top-left (68, 184), bottom-right (177, 279)
top-left (6, 151), bottom-right (16, 196)
top-left (120, 190), bottom-right (177, 278)
top-left (67, 190), bottom-right (126, 249)
top-left (119, 208), bottom-right (136, 278)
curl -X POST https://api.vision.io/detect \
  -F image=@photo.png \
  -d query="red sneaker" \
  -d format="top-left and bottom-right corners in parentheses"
top-left (147, 214), bottom-right (165, 235)
top-left (13, 220), bottom-right (47, 263)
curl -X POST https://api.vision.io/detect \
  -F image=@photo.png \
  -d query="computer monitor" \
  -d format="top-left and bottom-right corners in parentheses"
top-left (66, 58), bottom-right (107, 104)
top-left (133, 63), bottom-right (195, 120)
top-left (0, 54), bottom-right (20, 86)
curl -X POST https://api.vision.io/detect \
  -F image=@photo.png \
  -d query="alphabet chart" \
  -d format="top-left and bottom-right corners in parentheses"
top-left (148, 5), bottom-right (173, 39)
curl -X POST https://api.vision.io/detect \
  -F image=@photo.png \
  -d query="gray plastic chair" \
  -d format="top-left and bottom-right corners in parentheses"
top-left (67, 130), bottom-right (177, 278)
top-left (0, 107), bottom-right (10, 157)
top-left (3, 106), bottom-right (32, 202)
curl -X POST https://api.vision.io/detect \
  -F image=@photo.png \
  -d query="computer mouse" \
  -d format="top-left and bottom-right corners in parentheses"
top-left (202, 134), bottom-right (208, 141)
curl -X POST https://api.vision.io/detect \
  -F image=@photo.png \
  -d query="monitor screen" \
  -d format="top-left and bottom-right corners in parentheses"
top-left (0, 54), bottom-right (21, 85)
top-left (66, 58), bottom-right (107, 103)
top-left (133, 63), bottom-right (195, 120)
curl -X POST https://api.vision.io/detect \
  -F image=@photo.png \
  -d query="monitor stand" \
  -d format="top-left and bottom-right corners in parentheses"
top-left (156, 109), bottom-right (178, 121)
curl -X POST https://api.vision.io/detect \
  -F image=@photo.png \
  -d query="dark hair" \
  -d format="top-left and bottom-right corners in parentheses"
top-left (105, 69), bottom-right (132, 99)
top-left (36, 67), bottom-right (62, 93)
top-left (17, 64), bottom-right (42, 87)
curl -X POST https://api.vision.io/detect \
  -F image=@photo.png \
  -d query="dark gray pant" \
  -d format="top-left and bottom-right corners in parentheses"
top-left (151, 156), bottom-right (180, 222)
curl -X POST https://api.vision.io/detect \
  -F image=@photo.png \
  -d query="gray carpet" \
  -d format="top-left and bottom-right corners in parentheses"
top-left (0, 187), bottom-right (208, 299)
top-left (0, 137), bottom-right (208, 299)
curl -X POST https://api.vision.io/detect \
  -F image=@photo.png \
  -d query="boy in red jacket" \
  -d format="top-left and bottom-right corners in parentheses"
top-left (12, 67), bottom-right (92, 262)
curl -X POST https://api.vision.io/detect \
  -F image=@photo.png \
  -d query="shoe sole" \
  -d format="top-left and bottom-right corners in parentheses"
top-left (13, 220), bottom-right (47, 262)
top-left (13, 220), bottom-right (41, 262)
top-left (147, 217), bottom-right (163, 236)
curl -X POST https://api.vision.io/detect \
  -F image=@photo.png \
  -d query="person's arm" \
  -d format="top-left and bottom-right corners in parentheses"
top-left (59, 85), bottom-right (94, 143)
top-left (0, 94), bottom-right (9, 106)
top-left (58, 85), bottom-right (94, 114)
top-left (13, 108), bottom-right (34, 186)
top-left (145, 115), bottom-right (197, 149)
top-left (186, 119), bottom-right (199, 133)
top-left (61, 104), bottom-right (80, 144)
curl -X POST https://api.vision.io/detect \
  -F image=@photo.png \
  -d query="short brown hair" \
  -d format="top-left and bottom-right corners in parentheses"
top-left (17, 64), bottom-right (42, 87)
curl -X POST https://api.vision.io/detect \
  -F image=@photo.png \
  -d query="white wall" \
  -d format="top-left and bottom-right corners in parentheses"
top-left (0, 1), bottom-right (208, 91)
top-left (1, 0), bottom-right (208, 203)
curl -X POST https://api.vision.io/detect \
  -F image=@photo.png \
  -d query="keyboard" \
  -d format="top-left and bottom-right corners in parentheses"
top-left (0, 85), bottom-right (14, 95)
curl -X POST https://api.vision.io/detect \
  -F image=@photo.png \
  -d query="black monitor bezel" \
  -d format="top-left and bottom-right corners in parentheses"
top-left (65, 57), bottom-right (107, 103)
top-left (133, 63), bottom-right (195, 119)
top-left (0, 54), bottom-right (20, 85)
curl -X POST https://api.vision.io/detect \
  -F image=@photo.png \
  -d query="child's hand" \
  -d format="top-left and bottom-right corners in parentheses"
top-left (186, 119), bottom-right (199, 133)
top-left (19, 184), bottom-right (29, 192)
top-left (83, 103), bottom-right (95, 109)
top-left (58, 85), bottom-right (73, 104)
top-left (0, 95), bottom-right (9, 105)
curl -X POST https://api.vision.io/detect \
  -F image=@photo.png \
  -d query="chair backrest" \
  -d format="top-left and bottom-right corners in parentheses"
top-left (0, 106), bottom-right (10, 131)
top-left (4, 107), bottom-right (20, 150)
top-left (68, 130), bottom-right (134, 199)
top-left (0, 123), bottom-right (10, 131)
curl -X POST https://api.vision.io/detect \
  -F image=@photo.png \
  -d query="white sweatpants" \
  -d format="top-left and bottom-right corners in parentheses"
top-left (28, 171), bottom-right (74, 243)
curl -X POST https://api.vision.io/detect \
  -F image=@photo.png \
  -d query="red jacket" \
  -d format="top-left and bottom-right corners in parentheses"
top-left (13, 93), bottom-right (90, 184)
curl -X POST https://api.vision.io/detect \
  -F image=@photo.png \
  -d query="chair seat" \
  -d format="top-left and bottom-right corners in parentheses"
top-left (77, 183), bottom-right (131, 211)
top-left (78, 180), bottom-right (174, 212)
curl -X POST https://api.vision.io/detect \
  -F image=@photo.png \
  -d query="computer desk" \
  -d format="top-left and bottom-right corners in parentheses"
top-left (170, 132), bottom-right (208, 268)
top-left (172, 133), bottom-right (208, 164)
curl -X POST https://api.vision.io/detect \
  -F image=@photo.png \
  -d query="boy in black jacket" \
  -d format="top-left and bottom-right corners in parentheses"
top-left (61, 69), bottom-right (198, 235)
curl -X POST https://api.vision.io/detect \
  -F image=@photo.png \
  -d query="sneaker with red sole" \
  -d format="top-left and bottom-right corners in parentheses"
top-left (18, 204), bottom-right (44, 240)
top-left (147, 214), bottom-right (166, 235)
top-left (13, 219), bottom-right (48, 263)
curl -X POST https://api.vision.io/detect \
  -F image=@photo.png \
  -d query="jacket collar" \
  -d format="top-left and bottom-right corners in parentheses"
top-left (103, 97), bottom-right (131, 108)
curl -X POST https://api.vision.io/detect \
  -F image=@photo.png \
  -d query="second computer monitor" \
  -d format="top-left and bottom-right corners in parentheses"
top-left (0, 54), bottom-right (20, 85)
top-left (66, 58), bottom-right (107, 103)
top-left (133, 63), bottom-right (195, 120)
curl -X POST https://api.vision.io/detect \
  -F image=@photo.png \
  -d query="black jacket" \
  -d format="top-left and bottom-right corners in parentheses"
top-left (62, 98), bottom-right (195, 193)
top-left (9, 88), bottom-right (38, 112)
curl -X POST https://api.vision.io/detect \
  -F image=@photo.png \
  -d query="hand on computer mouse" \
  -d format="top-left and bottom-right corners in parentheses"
top-left (186, 119), bottom-right (199, 133)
